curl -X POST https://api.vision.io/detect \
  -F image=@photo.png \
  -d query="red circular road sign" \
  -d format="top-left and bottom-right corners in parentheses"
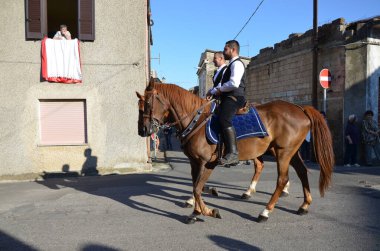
top-left (319, 69), bottom-right (331, 89)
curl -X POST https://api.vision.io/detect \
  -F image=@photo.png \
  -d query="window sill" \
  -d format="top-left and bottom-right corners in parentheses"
top-left (38, 143), bottom-right (88, 147)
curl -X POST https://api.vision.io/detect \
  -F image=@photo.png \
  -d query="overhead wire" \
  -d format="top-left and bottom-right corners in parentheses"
top-left (233, 0), bottom-right (266, 40)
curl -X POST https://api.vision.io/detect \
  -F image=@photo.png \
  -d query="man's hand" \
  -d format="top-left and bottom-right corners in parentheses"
top-left (206, 89), bottom-right (213, 100)
top-left (215, 88), bottom-right (221, 96)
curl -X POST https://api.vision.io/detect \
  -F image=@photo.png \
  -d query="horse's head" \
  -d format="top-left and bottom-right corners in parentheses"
top-left (140, 79), bottom-right (171, 136)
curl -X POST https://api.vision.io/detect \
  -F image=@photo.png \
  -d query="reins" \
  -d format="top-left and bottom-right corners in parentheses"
top-left (145, 88), bottom-right (215, 146)
top-left (178, 99), bottom-right (215, 146)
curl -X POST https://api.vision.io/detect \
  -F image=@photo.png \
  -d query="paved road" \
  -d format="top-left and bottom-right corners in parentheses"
top-left (0, 145), bottom-right (379, 250)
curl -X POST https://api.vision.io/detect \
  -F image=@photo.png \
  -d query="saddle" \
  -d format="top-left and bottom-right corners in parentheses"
top-left (222, 99), bottom-right (259, 115)
top-left (236, 101), bottom-right (250, 115)
top-left (206, 101), bottom-right (268, 145)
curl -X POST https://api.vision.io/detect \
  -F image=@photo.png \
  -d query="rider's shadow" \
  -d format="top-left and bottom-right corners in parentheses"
top-left (81, 148), bottom-right (99, 176)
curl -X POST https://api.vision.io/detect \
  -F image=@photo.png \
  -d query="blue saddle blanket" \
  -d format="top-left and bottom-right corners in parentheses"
top-left (206, 102), bottom-right (268, 144)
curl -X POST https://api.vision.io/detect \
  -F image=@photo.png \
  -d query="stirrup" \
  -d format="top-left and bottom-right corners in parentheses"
top-left (219, 153), bottom-right (239, 166)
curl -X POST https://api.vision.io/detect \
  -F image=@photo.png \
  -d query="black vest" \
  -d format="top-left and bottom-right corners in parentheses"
top-left (221, 58), bottom-right (245, 97)
top-left (213, 65), bottom-right (227, 87)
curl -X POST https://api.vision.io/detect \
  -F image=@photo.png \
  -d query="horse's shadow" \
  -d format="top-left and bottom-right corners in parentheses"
top-left (36, 168), bottom-right (297, 224)
top-left (36, 172), bottom-right (196, 223)
top-left (204, 190), bottom-right (298, 222)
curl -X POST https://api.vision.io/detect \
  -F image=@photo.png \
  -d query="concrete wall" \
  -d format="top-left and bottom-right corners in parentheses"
top-left (0, 0), bottom-right (150, 176)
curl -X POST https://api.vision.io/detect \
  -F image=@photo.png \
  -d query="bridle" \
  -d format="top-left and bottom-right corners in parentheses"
top-left (143, 88), bottom-right (215, 145)
top-left (143, 89), bottom-right (173, 130)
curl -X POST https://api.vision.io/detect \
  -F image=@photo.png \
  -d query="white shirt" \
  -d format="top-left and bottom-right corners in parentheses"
top-left (213, 64), bottom-right (227, 82)
top-left (210, 64), bottom-right (227, 95)
top-left (219, 56), bottom-right (245, 92)
top-left (53, 31), bottom-right (71, 40)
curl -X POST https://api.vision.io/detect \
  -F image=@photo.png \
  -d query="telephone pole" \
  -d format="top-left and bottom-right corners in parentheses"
top-left (312, 0), bottom-right (318, 108)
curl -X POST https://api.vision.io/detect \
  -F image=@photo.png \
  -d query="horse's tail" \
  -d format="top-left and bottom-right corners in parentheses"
top-left (303, 106), bottom-right (335, 197)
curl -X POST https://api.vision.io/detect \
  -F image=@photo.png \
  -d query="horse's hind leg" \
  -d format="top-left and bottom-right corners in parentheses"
top-left (290, 152), bottom-right (312, 215)
top-left (258, 152), bottom-right (291, 222)
top-left (242, 157), bottom-right (264, 199)
top-left (281, 180), bottom-right (290, 197)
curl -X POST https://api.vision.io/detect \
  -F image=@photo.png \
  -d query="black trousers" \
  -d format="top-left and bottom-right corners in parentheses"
top-left (218, 96), bottom-right (245, 129)
top-left (344, 143), bottom-right (358, 165)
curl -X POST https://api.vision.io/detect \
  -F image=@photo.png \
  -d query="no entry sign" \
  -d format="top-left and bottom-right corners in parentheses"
top-left (319, 69), bottom-right (331, 89)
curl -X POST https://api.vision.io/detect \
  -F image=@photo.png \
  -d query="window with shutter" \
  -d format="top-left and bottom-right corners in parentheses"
top-left (78, 0), bottom-right (95, 41)
top-left (39, 100), bottom-right (88, 145)
top-left (25, 0), bottom-right (95, 41)
top-left (25, 0), bottom-right (46, 39)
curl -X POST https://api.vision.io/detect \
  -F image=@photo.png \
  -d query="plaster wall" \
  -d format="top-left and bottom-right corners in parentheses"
top-left (0, 0), bottom-right (150, 176)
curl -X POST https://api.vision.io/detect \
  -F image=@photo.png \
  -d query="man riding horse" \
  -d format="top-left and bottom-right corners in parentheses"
top-left (207, 40), bottom-right (246, 166)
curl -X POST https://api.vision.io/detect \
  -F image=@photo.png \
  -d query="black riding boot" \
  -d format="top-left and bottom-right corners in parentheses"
top-left (219, 127), bottom-right (239, 166)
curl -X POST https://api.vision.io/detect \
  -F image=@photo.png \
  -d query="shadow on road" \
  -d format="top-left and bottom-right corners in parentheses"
top-left (208, 235), bottom-right (262, 251)
top-left (35, 169), bottom-right (305, 225)
top-left (0, 229), bottom-right (38, 251)
top-left (36, 173), bottom-right (191, 223)
top-left (81, 243), bottom-right (121, 251)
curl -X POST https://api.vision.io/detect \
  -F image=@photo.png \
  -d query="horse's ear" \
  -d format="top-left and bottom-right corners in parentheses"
top-left (148, 77), bottom-right (155, 90)
top-left (136, 91), bottom-right (143, 99)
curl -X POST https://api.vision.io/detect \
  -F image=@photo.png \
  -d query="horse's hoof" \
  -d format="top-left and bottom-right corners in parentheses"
top-left (257, 214), bottom-right (268, 223)
top-left (212, 209), bottom-right (222, 219)
top-left (241, 193), bottom-right (251, 200)
top-left (297, 208), bottom-right (308, 215)
top-left (183, 202), bottom-right (193, 208)
top-left (185, 216), bottom-right (197, 224)
top-left (211, 188), bottom-right (219, 197)
top-left (280, 192), bottom-right (289, 197)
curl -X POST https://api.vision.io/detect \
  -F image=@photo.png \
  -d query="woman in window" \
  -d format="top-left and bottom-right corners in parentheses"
top-left (53, 24), bottom-right (72, 40)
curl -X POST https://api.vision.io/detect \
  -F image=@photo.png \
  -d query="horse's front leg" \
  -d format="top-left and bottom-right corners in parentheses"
top-left (184, 186), bottom-right (219, 208)
top-left (186, 163), bottom-right (220, 224)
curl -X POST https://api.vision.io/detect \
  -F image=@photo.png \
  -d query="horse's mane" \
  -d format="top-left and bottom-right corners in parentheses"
top-left (153, 83), bottom-right (205, 112)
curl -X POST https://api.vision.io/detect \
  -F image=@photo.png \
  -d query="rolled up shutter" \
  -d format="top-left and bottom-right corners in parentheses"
top-left (78, 0), bottom-right (95, 41)
top-left (40, 100), bottom-right (88, 145)
top-left (25, 0), bottom-right (46, 39)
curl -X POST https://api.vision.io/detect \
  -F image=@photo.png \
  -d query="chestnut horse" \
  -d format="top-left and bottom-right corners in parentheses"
top-left (139, 80), bottom-right (334, 223)
top-left (136, 91), bottom-right (290, 206)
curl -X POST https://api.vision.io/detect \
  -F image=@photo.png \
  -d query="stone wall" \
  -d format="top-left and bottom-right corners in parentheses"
top-left (246, 17), bottom-right (380, 163)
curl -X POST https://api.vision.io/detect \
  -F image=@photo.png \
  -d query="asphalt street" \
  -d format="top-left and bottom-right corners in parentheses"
top-left (0, 140), bottom-right (379, 250)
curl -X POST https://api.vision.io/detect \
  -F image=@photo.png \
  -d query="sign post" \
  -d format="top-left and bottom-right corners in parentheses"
top-left (319, 69), bottom-right (331, 113)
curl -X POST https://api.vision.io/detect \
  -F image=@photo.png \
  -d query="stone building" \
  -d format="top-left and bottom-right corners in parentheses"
top-left (0, 0), bottom-right (152, 178)
top-left (196, 49), bottom-right (250, 98)
top-left (246, 17), bottom-right (380, 163)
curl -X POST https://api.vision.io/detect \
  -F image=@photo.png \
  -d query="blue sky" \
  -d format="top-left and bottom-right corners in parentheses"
top-left (150, 0), bottom-right (380, 90)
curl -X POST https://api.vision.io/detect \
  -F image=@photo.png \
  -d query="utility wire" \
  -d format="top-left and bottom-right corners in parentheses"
top-left (234, 0), bottom-right (265, 40)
